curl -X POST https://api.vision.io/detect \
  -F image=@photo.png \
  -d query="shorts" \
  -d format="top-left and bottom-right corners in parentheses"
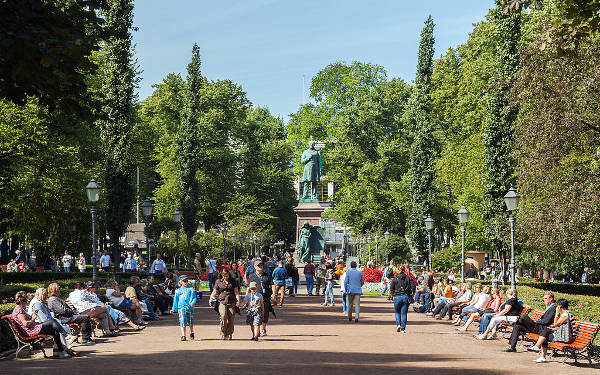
top-left (118, 299), bottom-right (133, 310)
top-left (178, 309), bottom-right (194, 327)
top-left (246, 311), bottom-right (263, 326)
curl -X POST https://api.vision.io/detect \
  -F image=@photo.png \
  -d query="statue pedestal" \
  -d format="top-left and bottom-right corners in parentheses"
top-left (293, 201), bottom-right (329, 264)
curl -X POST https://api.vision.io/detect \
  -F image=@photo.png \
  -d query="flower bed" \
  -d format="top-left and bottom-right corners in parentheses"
top-left (362, 268), bottom-right (383, 282)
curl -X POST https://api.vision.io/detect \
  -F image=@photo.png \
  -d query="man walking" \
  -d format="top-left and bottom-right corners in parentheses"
top-left (271, 261), bottom-right (288, 307)
top-left (247, 259), bottom-right (273, 336)
top-left (206, 255), bottom-right (217, 294)
top-left (315, 258), bottom-right (326, 296)
top-left (304, 261), bottom-right (315, 296)
top-left (344, 261), bottom-right (364, 323)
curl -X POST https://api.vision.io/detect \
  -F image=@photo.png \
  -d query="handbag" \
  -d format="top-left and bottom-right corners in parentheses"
top-left (553, 314), bottom-right (574, 343)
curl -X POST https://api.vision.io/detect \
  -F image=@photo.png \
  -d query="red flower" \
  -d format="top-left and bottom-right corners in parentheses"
top-left (361, 268), bottom-right (383, 282)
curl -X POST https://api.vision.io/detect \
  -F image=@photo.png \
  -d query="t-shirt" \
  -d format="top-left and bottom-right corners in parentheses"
top-left (106, 288), bottom-right (125, 307)
top-left (206, 259), bottom-right (217, 273)
top-left (100, 255), bottom-right (111, 267)
top-left (77, 257), bottom-right (86, 271)
top-left (501, 297), bottom-right (523, 316)
top-left (474, 293), bottom-right (491, 309)
top-left (62, 255), bottom-right (72, 267)
top-left (443, 285), bottom-right (453, 298)
top-left (243, 292), bottom-right (263, 314)
top-left (214, 279), bottom-right (239, 305)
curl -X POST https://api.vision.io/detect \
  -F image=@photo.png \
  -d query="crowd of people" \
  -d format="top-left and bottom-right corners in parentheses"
top-left (7, 250), bottom-right (579, 365)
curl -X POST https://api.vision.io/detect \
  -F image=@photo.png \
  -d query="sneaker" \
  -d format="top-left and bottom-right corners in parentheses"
top-left (261, 329), bottom-right (267, 336)
top-left (348, 317), bottom-right (352, 322)
top-left (355, 318), bottom-right (359, 323)
top-left (476, 334), bottom-right (486, 340)
top-left (190, 333), bottom-right (195, 340)
top-left (80, 339), bottom-right (96, 346)
top-left (533, 357), bottom-right (547, 363)
top-left (488, 333), bottom-right (497, 340)
top-left (527, 345), bottom-right (540, 352)
top-left (227, 334), bottom-right (233, 340)
top-left (181, 336), bottom-right (186, 341)
top-left (397, 325), bottom-right (401, 332)
top-left (331, 303), bottom-right (335, 307)
top-left (253, 336), bottom-right (259, 341)
top-left (54, 352), bottom-right (71, 359)
top-left (250, 336), bottom-right (255, 341)
top-left (503, 347), bottom-right (516, 353)
top-left (401, 330), bottom-right (406, 334)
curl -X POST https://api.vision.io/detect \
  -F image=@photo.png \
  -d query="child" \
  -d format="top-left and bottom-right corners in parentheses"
top-left (241, 281), bottom-right (264, 341)
top-left (170, 275), bottom-right (197, 341)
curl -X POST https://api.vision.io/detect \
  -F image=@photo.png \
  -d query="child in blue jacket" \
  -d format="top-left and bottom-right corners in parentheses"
top-left (170, 275), bottom-right (197, 341)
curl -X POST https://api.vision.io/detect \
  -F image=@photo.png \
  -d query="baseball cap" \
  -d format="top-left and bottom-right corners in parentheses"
top-left (254, 259), bottom-right (263, 267)
top-left (248, 281), bottom-right (258, 289)
top-left (177, 275), bottom-right (188, 283)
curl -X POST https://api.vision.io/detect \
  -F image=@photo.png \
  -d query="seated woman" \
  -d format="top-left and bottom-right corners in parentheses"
top-left (105, 280), bottom-right (146, 325)
top-left (432, 278), bottom-right (453, 308)
top-left (456, 288), bottom-right (501, 332)
top-left (437, 283), bottom-right (473, 320)
top-left (475, 288), bottom-right (522, 340)
top-left (12, 291), bottom-right (74, 358)
top-left (428, 282), bottom-right (467, 318)
top-left (86, 282), bottom-right (144, 331)
top-left (454, 285), bottom-right (490, 325)
top-left (527, 298), bottom-right (574, 363)
top-left (125, 276), bottom-right (158, 319)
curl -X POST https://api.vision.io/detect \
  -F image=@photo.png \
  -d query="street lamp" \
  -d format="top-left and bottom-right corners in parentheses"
top-left (458, 206), bottom-right (470, 282)
top-left (504, 186), bottom-right (520, 290)
top-left (252, 234), bottom-right (258, 256)
top-left (141, 198), bottom-right (154, 274)
top-left (222, 227), bottom-right (228, 259)
top-left (384, 230), bottom-right (390, 263)
top-left (231, 233), bottom-right (237, 262)
top-left (374, 234), bottom-right (379, 266)
top-left (172, 209), bottom-right (182, 271)
top-left (367, 236), bottom-right (372, 262)
top-left (86, 177), bottom-right (102, 282)
top-left (424, 215), bottom-right (435, 271)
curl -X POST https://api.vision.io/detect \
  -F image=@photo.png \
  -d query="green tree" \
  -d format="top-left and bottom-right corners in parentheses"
top-left (482, 1), bottom-right (521, 280)
top-left (406, 16), bottom-right (437, 257)
top-left (177, 44), bottom-right (203, 266)
top-left (99, 0), bottom-right (137, 270)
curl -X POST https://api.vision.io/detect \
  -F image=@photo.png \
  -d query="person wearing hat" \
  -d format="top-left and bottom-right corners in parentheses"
top-left (170, 275), bottom-right (197, 341)
top-left (247, 258), bottom-right (273, 336)
top-left (240, 281), bottom-right (264, 341)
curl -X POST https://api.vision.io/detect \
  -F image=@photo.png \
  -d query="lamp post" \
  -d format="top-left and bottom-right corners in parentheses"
top-left (384, 230), bottom-right (390, 263)
top-left (222, 227), bottom-right (228, 259)
top-left (86, 178), bottom-right (102, 282)
top-left (246, 235), bottom-right (251, 257)
top-left (252, 234), bottom-right (258, 256)
top-left (367, 236), bottom-right (372, 262)
top-left (374, 234), bottom-right (379, 266)
top-left (173, 209), bottom-right (182, 271)
top-left (504, 186), bottom-right (520, 290)
top-left (424, 215), bottom-right (434, 271)
top-left (458, 206), bottom-right (470, 282)
top-left (231, 233), bottom-right (237, 262)
top-left (141, 199), bottom-right (154, 274)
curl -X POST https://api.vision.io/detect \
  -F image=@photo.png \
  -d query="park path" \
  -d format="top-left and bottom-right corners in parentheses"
top-left (2, 291), bottom-right (598, 375)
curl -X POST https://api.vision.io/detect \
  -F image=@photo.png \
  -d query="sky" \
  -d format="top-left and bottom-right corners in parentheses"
top-left (132, 1), bottom-right (493, 122)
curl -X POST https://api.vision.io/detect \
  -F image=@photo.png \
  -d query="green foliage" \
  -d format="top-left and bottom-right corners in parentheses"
top-left (482, 2), bottom-right (521, 258)
top-left (432, 244), bottom-right (461, 272)
top-left (407, 16), bottom-right (437, 255)
top-left (177, 44), bottom-right (203, 263)
top-left (0, 0), bottom-right (105, 117)
top-left (99, 0), bottom-right (137, 259)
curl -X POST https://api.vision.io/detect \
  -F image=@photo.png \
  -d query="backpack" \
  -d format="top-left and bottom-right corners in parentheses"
top-left (386, 268), bottom-right (395, 279)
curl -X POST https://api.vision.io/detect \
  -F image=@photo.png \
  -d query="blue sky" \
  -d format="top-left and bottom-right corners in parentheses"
top-left (132, 1), bottom-right (493, 121)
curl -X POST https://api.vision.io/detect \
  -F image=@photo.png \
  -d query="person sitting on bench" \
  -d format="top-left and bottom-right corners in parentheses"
top-left (504, 291), bottom-right (556, 352)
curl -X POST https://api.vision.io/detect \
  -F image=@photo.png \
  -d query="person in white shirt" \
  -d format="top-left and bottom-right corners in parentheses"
top-left (68, 282), bottom-right (116, 336)
top-left (123, 252), bottom-right (138, 272)
top-left (339, 267), bottom-right (348, 314)
top-left (151, 253), bottom-right (167, 274)
top-left (100, 252), bottom-right (111, 272)
top-left (206, 255), bottom-right (217, 293)
top-left (105, 279), bottom-right (145, 325)
top-left (77, 253), bottom-right (86, 272)
top-left (62, 251), bottom-right (73, 272)
top-left (86, 282), bottom-right (144, 331)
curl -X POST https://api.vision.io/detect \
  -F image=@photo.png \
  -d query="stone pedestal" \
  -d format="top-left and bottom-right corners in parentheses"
top-left (293, 201), bottom-right (329, 263)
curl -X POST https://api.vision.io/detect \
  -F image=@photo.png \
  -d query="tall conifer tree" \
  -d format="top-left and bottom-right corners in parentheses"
top-left (482, 1), bottom-right (521, 280)
top-left (407, 16), bottom-right (436, 256)
top-left (100, 0), bottom-right (136, 275)
top-left (177, 44), bottom-right (202, 266)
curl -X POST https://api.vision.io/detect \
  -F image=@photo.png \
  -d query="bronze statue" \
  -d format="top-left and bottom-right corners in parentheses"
top-left (300, 141), bottom-right (322, 200)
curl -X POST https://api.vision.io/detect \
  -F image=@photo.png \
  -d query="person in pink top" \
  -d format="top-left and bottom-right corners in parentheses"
top-left (11, 291), bottom-right (72, 358)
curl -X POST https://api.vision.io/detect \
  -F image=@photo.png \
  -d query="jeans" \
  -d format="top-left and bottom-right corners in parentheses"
top-left (324, 281), bottom-right (334, 305)
top-left (461, 306), bottom-right (478, 322)
top-left (208, 273), bottom-right (216, 294)
top-left (479, 313), bottom-right (494, 334)
top-left (381, 283), bottom-right (388, 296)
top-left (143, 299), bottom-right (158, 318)
top-left (394, 295), bottom-right (409, 330)
top-left (64, 266), bottom-right (71, 272)
top-left (424, 292), bottom-right (433, 312)
top-left (341, 292), bottom-right (348, 313)
top-left (305, 274), bottom-right (314, 295)
top-left (414, 290), bottom-right (426, 305)
top-left (39, 319), bottom-right (65, 352)
top-left (293, 279), bottom-right (299, 295)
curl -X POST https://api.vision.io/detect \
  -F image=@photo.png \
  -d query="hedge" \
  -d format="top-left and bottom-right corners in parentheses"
top-left (0, 271), bottom-right (166, 285)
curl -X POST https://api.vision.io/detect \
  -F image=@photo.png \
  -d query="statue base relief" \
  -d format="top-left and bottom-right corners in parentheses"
top-left (293, 201), bottom-right (329, 264)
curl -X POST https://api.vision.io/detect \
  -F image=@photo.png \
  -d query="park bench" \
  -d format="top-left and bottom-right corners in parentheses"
top-left (1, 315), bottom-right (51, 358)
top-left (495, 305), bottom-right (533, 333)
top-left (548, 320), bottom-right (600, 364)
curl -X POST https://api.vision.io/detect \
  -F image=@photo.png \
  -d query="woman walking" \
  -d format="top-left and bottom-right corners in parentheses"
top-left (389, 265), bottom-right (414, 333)
top-left (210, 269), bottom-right (241, 340)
